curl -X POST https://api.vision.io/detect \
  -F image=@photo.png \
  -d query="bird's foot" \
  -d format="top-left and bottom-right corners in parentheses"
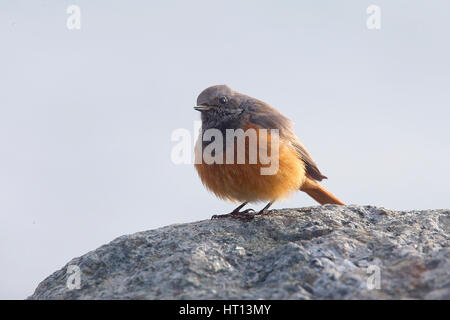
top-left (211, 209), bottom-right (256, 221)
top-left (255, 208), bottom-right (277, 216)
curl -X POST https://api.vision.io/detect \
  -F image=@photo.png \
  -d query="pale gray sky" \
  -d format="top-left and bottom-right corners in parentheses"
top-left (1, 0), bottom-right (449, 299)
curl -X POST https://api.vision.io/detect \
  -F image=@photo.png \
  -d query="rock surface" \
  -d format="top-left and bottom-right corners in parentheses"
top-left (29, 205), bottom-right (449, 299)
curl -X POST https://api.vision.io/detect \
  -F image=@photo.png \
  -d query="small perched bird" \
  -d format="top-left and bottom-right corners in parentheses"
top-left (194, 85), bottom-right (344, 219)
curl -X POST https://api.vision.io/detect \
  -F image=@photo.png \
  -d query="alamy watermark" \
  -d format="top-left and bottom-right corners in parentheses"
top-left (66, 264), bottom-right (81, 290)
top-left (366, 265), bottom-right (381, 290)
top-left (66, 5), bottom-right (81, 30)
top-left (366, 5), bottom-right (381, 30)
top-left (171, 121), bottom-right (280, 175)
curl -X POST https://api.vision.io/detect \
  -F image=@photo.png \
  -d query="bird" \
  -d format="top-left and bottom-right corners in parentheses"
top-left (194, 85), bottom-right (344, 220)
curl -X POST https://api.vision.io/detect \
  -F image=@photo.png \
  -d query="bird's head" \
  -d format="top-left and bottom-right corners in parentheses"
top-left (195, 85), bottom-right (247, 128)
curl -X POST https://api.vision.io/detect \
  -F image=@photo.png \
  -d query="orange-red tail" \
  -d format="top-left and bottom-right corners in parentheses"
top-left (300, 177), bottom-right (345, 205)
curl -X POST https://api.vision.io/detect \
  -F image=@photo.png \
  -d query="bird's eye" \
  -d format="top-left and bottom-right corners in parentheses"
top-left (219, 96), bottom-right (228, 104)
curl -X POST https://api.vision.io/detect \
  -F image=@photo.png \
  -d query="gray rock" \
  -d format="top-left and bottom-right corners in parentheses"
top-left (29, 205), bottom-right (450, 299)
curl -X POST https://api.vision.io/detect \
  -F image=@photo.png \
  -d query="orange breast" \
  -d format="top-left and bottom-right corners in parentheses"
top-left (194, 125), bottom-right (305, 203)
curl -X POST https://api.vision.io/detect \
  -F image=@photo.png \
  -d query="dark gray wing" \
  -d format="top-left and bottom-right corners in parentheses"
top-left (245, 98), bottom-right (327, 182)
top-left (291, 140), bottom-right (327, 181)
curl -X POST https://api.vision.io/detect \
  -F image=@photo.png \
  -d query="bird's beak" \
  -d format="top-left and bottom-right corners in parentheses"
top-left (194, 105), bottom-right (216, 111)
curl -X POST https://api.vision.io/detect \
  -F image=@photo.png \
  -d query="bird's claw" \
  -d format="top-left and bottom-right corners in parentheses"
top-left (211, 208), bottom-right (256, 221)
